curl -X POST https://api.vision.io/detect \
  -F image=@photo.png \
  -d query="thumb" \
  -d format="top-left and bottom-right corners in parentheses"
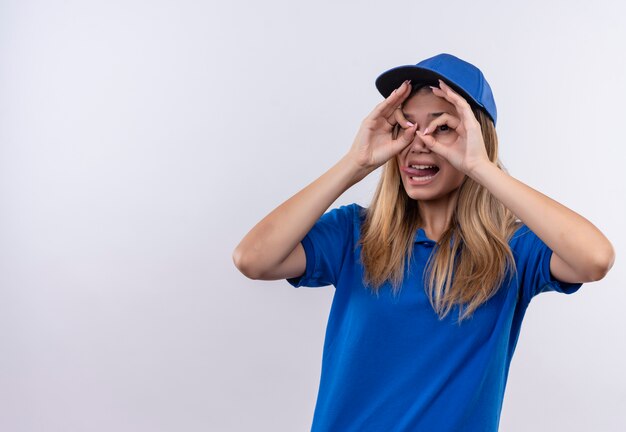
top-left (418, 131), bottom-right (449, 159)
top-left (390, 123), bottom-right (418, 153)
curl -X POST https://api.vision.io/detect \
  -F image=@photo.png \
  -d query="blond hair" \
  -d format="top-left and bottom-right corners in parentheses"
top-left (358, 85), bottom-right (520, 324)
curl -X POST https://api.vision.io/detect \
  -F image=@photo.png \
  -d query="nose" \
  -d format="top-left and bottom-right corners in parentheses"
top-left (410, 131), bottom-right (431, 154)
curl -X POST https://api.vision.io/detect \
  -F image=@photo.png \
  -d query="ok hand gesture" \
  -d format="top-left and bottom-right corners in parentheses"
top-left (417, 79), bottom-right (491, 176)
top-left (347, 80), bottom-right (420, 172)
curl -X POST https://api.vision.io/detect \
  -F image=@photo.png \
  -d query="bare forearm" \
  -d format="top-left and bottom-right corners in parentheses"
top-left (470, 162), bottom-right (615, 277)
top-left (232, 155), bottom-right (369, 277)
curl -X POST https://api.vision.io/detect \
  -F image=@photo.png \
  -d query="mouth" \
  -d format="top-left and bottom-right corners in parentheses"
top-left (402, 163), bottom-right (440, 182)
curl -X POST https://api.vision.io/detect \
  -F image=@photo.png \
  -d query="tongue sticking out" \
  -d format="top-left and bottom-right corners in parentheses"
top-left (407, 166), bottom-right (439, 176)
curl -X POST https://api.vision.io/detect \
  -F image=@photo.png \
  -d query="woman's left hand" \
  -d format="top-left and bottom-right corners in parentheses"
top-left (417, 79), bottom-right (491, 176)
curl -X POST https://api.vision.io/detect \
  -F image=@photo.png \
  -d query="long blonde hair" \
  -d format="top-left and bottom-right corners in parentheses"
top-left (358, 85), bottom-right (521, 324)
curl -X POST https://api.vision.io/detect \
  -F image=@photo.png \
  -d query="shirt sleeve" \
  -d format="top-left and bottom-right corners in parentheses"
top-left (511, 224), bottom-right (583, 306)
top-left (286, 203), bottom-right (358, 288)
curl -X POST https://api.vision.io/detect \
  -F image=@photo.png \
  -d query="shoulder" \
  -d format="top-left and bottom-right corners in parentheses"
top-left (321, 203), bottom-right (368, 242)
top-left (508, 222), bottom-right (547, 258)
top-left (509, 222), bottom-right (531, 245)
top-left (325, 202), bottom-right (367, 223)
top-left (338, 202), bottom-right (366, 215)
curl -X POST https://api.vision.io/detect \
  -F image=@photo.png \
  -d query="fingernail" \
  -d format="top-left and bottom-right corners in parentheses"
top-left (423, 127), bottom-right (429, 135)
top-left (406, 121), bottom-right (414, 127)
top-left (429, 86), bottom-right (438, 91)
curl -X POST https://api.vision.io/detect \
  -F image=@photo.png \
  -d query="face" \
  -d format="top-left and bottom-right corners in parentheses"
top-left (396, 87), bottom-right (466, 202)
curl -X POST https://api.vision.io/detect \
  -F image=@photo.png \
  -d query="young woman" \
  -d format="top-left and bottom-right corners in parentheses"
top-left (232, 53), bottom-right (615, 431)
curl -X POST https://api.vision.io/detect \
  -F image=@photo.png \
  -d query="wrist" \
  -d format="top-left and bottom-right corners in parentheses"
top-left (467, 159), bottom-right (498, 184)
top-left (340, 154), bottom-right (373, 184)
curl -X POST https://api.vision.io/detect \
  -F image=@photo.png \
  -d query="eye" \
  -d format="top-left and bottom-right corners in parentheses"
top-left (435, 124), bottom-right (451, 133)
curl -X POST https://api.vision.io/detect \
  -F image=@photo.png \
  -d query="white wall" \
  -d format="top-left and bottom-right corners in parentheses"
top-left (1, 0), bottom-right (624, 431)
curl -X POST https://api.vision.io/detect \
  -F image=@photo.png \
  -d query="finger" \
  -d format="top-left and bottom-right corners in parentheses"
top-left (393, 106), bottom-right (412, 129)
top-left (388, 122), bottom-right (418, 153)
top-left (431, 80), bottom-right (477, 126)
top-left (416, 130), bottom-right (451, 160)
top-left (371, 80), bottom-right (412, 120)
top-left (421, 113), bottom-right (462, 136)
top-left (384, 105), bottom-right (402, 127)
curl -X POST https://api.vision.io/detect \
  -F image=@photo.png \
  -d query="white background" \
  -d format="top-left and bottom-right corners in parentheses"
top-left (1, 0), bottom-right (625, 431)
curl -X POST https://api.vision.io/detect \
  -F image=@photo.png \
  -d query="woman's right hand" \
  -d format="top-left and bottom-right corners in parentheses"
top-left (346, 80), bottom-right (418, 172)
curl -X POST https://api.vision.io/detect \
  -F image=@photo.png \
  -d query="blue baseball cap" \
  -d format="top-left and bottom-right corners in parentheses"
top-left (374, 53), bottom-right (498, 126)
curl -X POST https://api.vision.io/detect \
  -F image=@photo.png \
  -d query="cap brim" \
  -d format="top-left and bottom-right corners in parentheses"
top-left (375, 65), bottom-right (482, 112)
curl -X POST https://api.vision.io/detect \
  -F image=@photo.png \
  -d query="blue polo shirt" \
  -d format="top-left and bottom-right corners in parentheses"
top-left (286, 203), bottom-right (583, 432)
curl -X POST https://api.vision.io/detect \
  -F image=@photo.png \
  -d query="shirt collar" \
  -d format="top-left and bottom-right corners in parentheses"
top-left (414, 228), bottom-right (437, 246)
